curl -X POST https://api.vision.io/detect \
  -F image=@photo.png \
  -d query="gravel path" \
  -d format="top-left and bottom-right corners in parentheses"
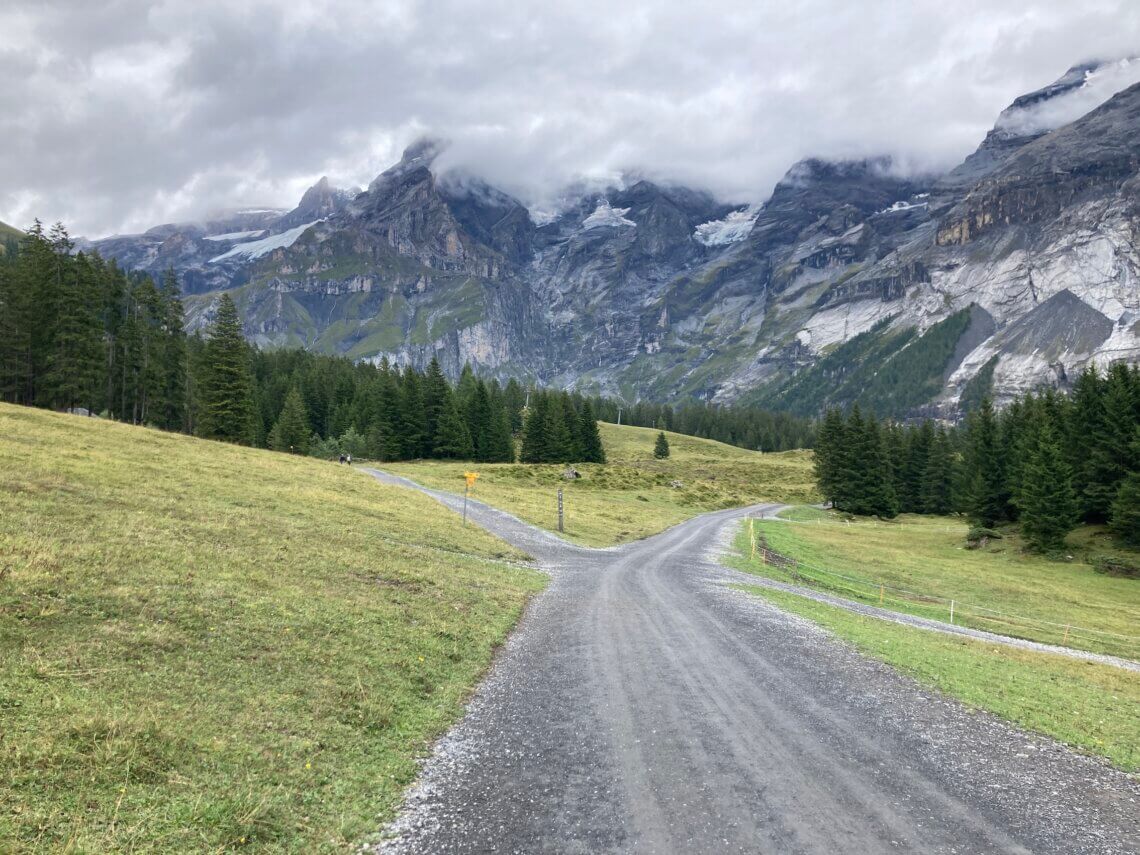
top-left (361, 469), bottom-right (1140, 854)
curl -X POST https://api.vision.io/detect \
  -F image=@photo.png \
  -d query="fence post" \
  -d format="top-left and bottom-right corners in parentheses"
top-left (557, 488), bottom-right (564, 533)
top-left (1063, 624), bottom-right (1070, 645)
top-left (949, 600), bottom-right (955, 625)
top-left (879, 584), bottom-right (884, 606)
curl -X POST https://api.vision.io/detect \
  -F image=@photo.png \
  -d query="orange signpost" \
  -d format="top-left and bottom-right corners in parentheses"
top-left (462, 472), bottom-right (478, 524)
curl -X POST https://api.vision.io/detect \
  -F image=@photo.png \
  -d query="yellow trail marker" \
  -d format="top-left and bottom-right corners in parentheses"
top-left (462, 472), bottom-right (478, 524)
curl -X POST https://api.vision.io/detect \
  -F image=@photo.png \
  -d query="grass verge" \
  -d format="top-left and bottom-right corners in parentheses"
top-left (734, 584), bottom-right (1139, 773)
top-left (0, 403), bottom-right (545, 853)
top-left (734, 510), bottom-right (1140, 660)
top-left (384, 423), bottom-right (818, 547)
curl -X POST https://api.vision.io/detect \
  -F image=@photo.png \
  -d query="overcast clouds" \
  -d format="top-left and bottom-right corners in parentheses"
top-left (2, 0), bottom-right (1139, 237)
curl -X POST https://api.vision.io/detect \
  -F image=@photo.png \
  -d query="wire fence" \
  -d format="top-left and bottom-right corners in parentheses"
top-left (745, 518), bottom-right (1140, 661)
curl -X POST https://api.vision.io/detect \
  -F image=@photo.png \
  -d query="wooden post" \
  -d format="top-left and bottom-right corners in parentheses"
top-left (879, 585), bottom-right (884, 605)
top-left (463, 483), bottom-right (469, 526)
top-left (949, 600), bottom-right (955, 625)
top-left (557, 488), bottom-right (564, 533)
top-left (1063, 624), bottom-right (1070, 645)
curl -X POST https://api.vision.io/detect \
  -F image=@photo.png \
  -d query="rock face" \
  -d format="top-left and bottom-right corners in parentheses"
top-left (94, 61), bottom-right (1140, 417)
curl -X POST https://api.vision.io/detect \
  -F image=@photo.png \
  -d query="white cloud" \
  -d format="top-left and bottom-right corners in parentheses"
top-left (1, 0), bottom-right (1138, 237)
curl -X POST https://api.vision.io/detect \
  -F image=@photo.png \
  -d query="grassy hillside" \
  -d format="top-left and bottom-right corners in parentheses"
top-left (0, 403), bottom-right (545, 853)
top-left (738, 584), bottom-right (1140, 772)
top-left (384, 422), bottom-right (818, 547)
top-left (740, 507), bottom-right (1140, 660)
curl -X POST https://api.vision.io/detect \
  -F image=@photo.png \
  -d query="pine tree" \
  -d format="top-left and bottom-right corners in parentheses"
top-left (1017, 421), bottom-right (1079, 552)
top-left (483, 385), bottom-right (516, 462)
top-left (562, 393), bottom-right (584, 460)
top-left (813, 408), bottom-right (847, 508)
top-left (1084, 365), bottom-right (1138, 519)
top-left (920, 425), bottom-right (955, 515)
top-left (520, 393), bottom-right (550, 463)
top-left (44, 248), bottom-right (102, 413)
top-left (433, 389), bottom-right (473, 458)
top-left (899, 420), bottom-right (933, 513)
top-left (543, 394), bottom-right (574, 462)
top-left (466, 380), bottom-right (493, 461)
top-left (503, 378), bottom-right (526, 432)
top-left (198, 294), bottom-right (256, 444)
top-left (654, 431), bottom-right (670, 459)
top-left (848, 410), bottom-right (898, 518)
top-left (966, 398), bottom-right (1008, 527)
top-left (1110, 468), bottom-right (1140, 549)
top-left (268, 386), bottom-right (311, 453)
top-left (422, 356), bottom-right (450, 448)
top-left (577, 401), bottom-right (606, 463)
top-left (155, 269), bottom-right (188, 430)
top-left (399, 365), bottom-right (427, 459)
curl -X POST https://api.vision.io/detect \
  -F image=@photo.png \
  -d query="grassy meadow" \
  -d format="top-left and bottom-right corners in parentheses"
top-left (384, 422), bottom-right (818, 547)
top-left (0, 403), bottom-right (545, 853)
top-left (737, 584), bottom-right (1140, 772)
top-left (733, 508), bottom-right (1140, 660)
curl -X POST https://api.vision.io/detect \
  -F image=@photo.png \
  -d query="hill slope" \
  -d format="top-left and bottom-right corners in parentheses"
top-left (385, 421), bottom-right (818, 546)
top-left (0, 403), bottom-right (544, 853)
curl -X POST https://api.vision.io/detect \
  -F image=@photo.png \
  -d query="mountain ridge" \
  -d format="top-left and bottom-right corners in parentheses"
top-left (84, 60), bottom-right (1140, 418)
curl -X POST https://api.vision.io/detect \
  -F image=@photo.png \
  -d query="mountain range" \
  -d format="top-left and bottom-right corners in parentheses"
top-left (87, 59), bottom-right (1140, 418)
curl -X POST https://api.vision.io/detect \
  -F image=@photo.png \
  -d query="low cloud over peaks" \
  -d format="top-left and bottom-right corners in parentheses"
top-left (2, 0), bottom-right (1139, 237)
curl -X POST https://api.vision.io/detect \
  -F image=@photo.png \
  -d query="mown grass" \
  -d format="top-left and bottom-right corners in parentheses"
top-left (735, 584), bottom-right (1140, 772)
top-left (733, 509), bottom-right (1140, 660)
top-left (384, 423), bottom-right (818, 547)
top-left (0, 403), bottom-right (545, 853)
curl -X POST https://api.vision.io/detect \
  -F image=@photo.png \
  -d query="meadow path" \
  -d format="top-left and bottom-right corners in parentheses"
top-left (364, 469), bottom-right (1140, 854)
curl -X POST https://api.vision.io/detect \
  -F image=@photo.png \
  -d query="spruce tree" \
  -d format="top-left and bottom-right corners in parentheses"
top-left (422, 356), bottom-right (449, 447)
top-left (813, 408), bottom-right (846, 508)
top-left (1017, 421), bottom-right (1079, 552)
top-left (399, 365), bottom-right (427, 459)
top-left (920, 425), bottom-right (955, 515)
top-left (1110, 468), bottom-right (1140, 549)
top-left (433, 390), bottom-right (473, 458)
top-left (199, 294), bottom-right (256, 445)
top-left (966, 398), bottom-right (1008, 527)
top-left (520, 393), bottom-right (550, 463)
top-left (654, 431), bottom-right (670, 459)
top-left (269, 386), bottom-right (311, 453)
top-left (543, 394), bottom-right (574, 463)
top-left (483, 385), bottom-right (516, 462)
top-left (849, 411), bottom-right (898, 518)
top-left (466, 380), bottom-right (493, 461)
top-left (577, 401), bottom-right (606, 463)
top-left (156, 268), bottom-right (188, 430)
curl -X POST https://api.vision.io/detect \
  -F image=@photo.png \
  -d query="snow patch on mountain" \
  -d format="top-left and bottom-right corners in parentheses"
top-left (694, 206), bottom-right (757, 245)
top-left (876, 198), bottom-right (929, 215)
top-left (204, 230), bottom-right (267, 242)
top-left (582, 201), bottom-right (635, 230)
top-left (209, 221), bottom-right (321, 262)
top-left (996, 57), bottom-right (1140, 138)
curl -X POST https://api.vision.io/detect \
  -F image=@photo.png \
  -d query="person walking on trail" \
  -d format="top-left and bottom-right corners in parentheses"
top-left (346, 454), bottom-right (352, 465)
top-left (339, 453), bottom-right (346, 464)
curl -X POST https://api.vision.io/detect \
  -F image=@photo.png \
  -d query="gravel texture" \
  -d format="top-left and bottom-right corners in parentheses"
top-left (361, 469), bottom-right (1140, 854)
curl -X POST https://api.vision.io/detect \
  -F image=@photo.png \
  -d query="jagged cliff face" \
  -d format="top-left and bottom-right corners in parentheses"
top-left (94, 61), bottom-right (1140, 416)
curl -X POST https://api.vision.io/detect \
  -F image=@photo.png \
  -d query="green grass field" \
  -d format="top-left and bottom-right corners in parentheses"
top-left (734, 508), bottom-right (1140, 660)
top-left (737, 585), bottom-right (1140, 772)
top-left (384, 423), bottom-right (818, 547)
top-left (0, 403), bottom-right (545, 853)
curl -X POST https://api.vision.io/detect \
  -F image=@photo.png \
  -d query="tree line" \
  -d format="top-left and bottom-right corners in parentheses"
top-left (590, 396), bottom-right (814, 453)
top-left (0, 222), bottom-right (609, 464)
top-left (813, 364), bottom-right (1140, 552)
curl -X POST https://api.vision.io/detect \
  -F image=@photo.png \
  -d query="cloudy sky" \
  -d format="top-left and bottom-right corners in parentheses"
top-left (2, 0), bottom-right (1139, 237)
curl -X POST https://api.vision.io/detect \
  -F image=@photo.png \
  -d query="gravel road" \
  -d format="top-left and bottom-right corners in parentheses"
top-left (362, 469), bottom-right (1140, 854)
